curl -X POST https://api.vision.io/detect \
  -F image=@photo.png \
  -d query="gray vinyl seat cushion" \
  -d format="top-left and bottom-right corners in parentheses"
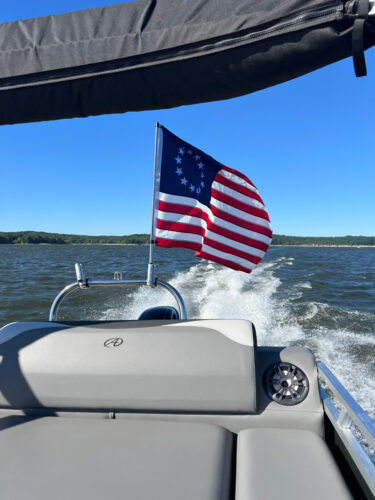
top-left (0, 320), bottom-right (256, 413)
top-left (0, 416), bottom-right (233, 500)
top-left (235, 428), bottom-right (353, 500)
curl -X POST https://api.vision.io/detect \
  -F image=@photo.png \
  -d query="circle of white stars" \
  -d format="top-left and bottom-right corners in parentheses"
top-left (174, 145), bottom-right (206, 195)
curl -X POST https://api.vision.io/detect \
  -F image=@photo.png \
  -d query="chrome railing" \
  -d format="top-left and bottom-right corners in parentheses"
top-left (317, 361), bottom-right (375, 496)
top-left (49, 263), bottom-right (187, 321)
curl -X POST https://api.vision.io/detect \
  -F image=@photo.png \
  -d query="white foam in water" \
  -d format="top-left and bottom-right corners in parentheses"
top-left (298, 281), bottom-right (312, 289)
top-left (101, 256), bottom-right (375, 429)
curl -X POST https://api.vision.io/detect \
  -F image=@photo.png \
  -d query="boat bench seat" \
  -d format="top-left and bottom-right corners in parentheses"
top-left (236, 428), bottom-right (353, 499)
top-left (0, 416), bottom-right (354, 500)
top-left (0, 416), bottom-right (234, 500)
top-left (0, 320), bottom-right (256, 413)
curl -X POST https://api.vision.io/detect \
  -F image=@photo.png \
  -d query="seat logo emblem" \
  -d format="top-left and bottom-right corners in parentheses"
top-left (104, 337), bottom-right (124, 347)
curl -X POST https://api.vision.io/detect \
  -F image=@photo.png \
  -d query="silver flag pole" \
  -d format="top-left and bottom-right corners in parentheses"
top-left (147, 122), bottom-right (162, 286)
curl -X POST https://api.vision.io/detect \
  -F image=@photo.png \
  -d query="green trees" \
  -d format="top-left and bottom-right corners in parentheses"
top-left (0, 231), bottom-right (149, 245)
top-left (271, 235), bottom-right (375, 246)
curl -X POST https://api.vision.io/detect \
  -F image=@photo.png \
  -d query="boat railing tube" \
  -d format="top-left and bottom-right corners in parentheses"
top-left (49, 263), bottom-right (187, 321)
top-left (317, 361), bottom-right (375, 497)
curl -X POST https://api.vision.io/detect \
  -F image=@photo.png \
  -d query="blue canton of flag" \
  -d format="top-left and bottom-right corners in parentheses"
top-left (153, 125), bottom-right (272, 273)
top-left (158, 126), bottom-right (222, 208)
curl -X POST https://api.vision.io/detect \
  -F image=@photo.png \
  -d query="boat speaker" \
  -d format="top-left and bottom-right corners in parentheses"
top-left (263, 362), bottom-right (309, 405)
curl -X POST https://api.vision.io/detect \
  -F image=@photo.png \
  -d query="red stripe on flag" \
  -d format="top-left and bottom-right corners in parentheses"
top-left (211, 188), bottom-right (270, 221)
top-left (203, 237), bottom-right (262, 265)
top-left (157, 219), bottom-right (205, 236)
top-left (221, 165), bottom-right (256, 187)
top-left (214, 172), bottom-right (264, 204)
top-left (195, 250), bottom-right (252, 273)
top-left (211, 205), bottom-right (273, 238)
top-left (156, 238), bottom-right (201, 252)
top-left (158, 201), bottom-right (209, 222)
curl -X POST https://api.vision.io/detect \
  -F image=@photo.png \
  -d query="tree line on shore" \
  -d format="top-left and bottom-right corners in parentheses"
top-left (1, 231), bottom-right (374, 246)
top-left (272, 234), bottom-right (375, 246)
top-left (0, 231), bottom-right (149, 245)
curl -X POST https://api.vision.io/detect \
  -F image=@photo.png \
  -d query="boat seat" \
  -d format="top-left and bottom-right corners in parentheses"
top-left (0, 319), bottom-right (256, 413)
top-left (0, 416), bottom-right (234, 500)
top-left (235, 428), bottom-right (353, 499)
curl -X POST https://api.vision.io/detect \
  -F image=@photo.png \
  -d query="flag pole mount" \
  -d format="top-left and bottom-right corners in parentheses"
top-left (147, 122), bottom-right (161, 287)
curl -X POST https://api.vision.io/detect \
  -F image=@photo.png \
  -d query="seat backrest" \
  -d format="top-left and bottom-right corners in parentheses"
top-left (0, 319), bottom-right (256, 413)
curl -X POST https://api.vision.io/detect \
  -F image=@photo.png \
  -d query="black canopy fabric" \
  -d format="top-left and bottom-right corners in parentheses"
top-left (0, 0), bottom-right (374, 125)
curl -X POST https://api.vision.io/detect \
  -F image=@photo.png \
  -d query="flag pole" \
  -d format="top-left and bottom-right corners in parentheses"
top-left (147, 122), bottom-right (161, 286)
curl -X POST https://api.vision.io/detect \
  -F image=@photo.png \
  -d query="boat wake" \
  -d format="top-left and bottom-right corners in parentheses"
top-left (102, 256), bottom-right (375, 428)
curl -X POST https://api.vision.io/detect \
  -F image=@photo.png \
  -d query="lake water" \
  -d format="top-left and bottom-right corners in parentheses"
top-left (1, 244), bottom-right (374, 425)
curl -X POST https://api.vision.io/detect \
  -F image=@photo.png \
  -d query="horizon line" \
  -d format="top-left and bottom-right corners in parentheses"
top-left (1, 230), bottom-right (375, 239)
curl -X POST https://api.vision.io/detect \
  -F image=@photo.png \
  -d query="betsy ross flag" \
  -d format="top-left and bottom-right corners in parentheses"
top-left (152, 125), bottom-right (272, 273)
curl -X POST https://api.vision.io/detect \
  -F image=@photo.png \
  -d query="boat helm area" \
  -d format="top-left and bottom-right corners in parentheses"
top-left (0, 264), bottom-right (374, 499)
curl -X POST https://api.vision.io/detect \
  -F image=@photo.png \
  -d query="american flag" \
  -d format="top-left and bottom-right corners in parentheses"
top-left (153, 125), bottom-right (272, 273)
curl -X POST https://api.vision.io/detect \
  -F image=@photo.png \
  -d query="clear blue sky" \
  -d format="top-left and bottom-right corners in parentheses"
top-left (1, 1), bottom-right (374, 237)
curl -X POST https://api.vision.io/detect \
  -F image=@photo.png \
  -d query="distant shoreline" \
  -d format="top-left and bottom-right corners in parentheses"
top-left (4, 243), bottom-right (375, 248)
top-left (3, 242), bottom-right (147, 246)
top-left (1, 231), bottom-right (374, 247)
top-left (271, 245), bottom-right (374, 248)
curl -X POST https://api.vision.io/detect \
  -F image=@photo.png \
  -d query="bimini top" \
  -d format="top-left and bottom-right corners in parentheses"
top-left (0, 0), bottom-right (374, 125)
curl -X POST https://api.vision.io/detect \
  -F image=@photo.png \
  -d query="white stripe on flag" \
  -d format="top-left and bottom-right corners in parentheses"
top-left (158, 211), bottom-right (206, 229)
top-left (158, 192), bottom-right (211, 215)
top-left (155, 228), bottom-right (203, 245)
top-left (210, 197), bottom-right (272, 230)
top-left (212, 180), bottom-right (265, 210)
top-left (219, 169), bottom-right (260, 194)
